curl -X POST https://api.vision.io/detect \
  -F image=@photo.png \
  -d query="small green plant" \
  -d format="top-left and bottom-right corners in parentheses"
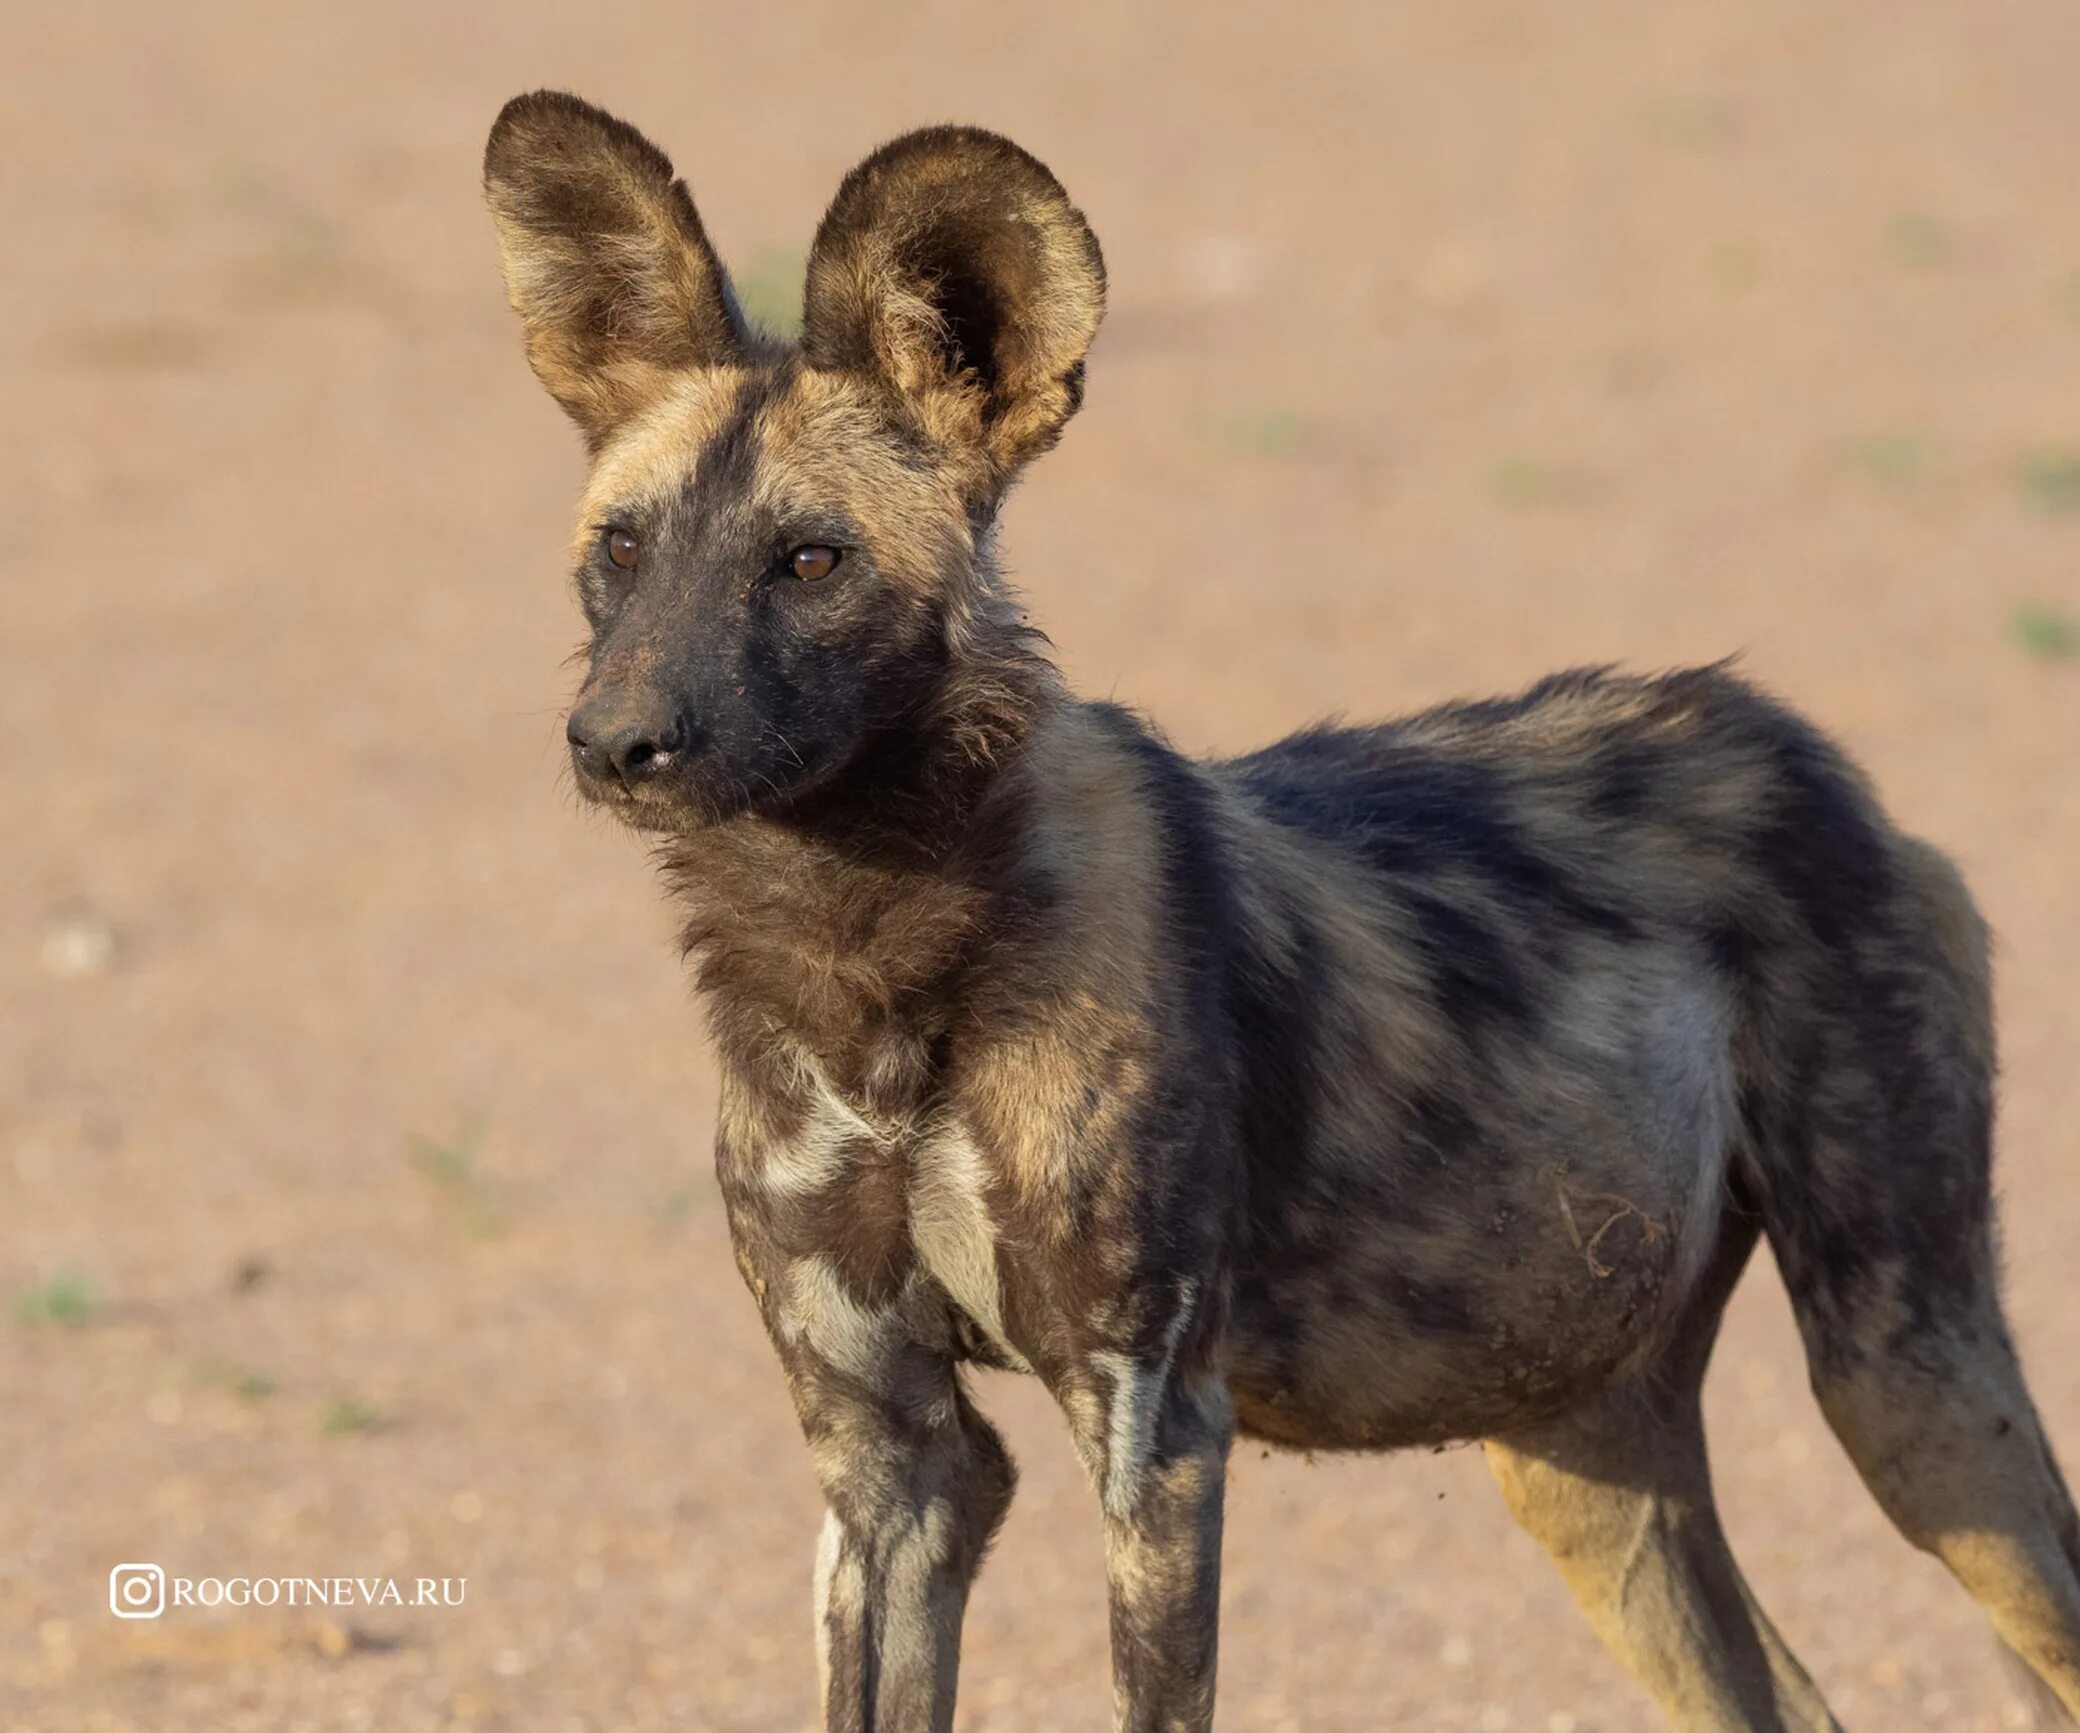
top-left (1707, 239), bottom-right (1764, 292)
top-left (1633, 93), bottom-right (1739, 150)
top-left (190, 1356), bottom-right (280, 1399)
top-left (14, 1271), bottom-right (101, 1328)
top-left (2011, 604), bottom-right (2080, 661)
top-left (409, 1117), bottom-right (501, 1236)
top-left (1483, 457), bottom-right (1590, 511)
top-left (208, 158), bottom-right (334, 262)
top-left (208, 158), bottom-right (277, 214)
top-left (319, 1395), bottom-right (383, 1438)
top-left (2016, 446), bottom-right (2080, 516)
top-left (1886, 211), bottom-right (1953, 269)
top-left (1842, 433), bottom-right (1940, 491)
top-left (408, 1115), bottom-right (485, 1189)
top-left (408, 1115), bottom-right (507, 1239)
top-left (734, 242), bottom-right (809, 340)
top-left (653, 1182), bottom-right (712, 1231)
top-left (1201, 408), bottom-right (1317, 460)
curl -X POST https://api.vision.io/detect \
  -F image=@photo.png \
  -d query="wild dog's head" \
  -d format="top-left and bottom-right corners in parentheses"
top-left (484, 92), bottom-right (1103, 829)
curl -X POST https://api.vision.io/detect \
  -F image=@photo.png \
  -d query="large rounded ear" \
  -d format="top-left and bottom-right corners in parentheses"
top-left (483, 91), bottom-right (748, 449)
top-left (801, 126), bottom-right (1105, 492)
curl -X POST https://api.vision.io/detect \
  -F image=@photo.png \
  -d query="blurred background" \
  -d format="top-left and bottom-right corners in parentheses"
top-left (5, 3), bottom-right (2079, 1728)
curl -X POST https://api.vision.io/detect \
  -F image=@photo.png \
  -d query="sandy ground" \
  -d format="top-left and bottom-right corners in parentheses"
top-left (5, 3), bottom-right (2080, 1728)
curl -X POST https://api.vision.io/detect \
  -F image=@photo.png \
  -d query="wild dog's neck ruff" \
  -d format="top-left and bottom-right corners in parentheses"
top-left (659, 605), bottom-right (1065, 1105)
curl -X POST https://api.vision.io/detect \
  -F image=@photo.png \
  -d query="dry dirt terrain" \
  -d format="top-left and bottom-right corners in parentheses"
top-left (5, 3), bottom-right (2080, 1729)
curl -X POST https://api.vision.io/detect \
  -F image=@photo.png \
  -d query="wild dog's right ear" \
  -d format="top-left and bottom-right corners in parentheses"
top-left (801, 127), bottom-right (1105, 494)
top-left (483, 91), bottom-right (747, 448)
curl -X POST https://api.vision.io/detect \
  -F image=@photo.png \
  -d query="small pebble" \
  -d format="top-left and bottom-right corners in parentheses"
top-left (39, 907), bottom-right (118, 978)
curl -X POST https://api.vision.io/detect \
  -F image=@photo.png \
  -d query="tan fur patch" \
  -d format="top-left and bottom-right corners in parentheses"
top-left (570, 368), bottom-right (752, 557)
top-left (961, 707), bottom-right (1163, 1209)
top-left (751, 370), bottom-right (972, 595)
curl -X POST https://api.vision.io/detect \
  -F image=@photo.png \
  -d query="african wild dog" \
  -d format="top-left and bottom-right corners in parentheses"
top-left (484, 90), bottom-right (2080, 1731)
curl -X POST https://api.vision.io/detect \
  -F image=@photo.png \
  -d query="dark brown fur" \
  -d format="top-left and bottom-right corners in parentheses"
top-left (486, 91), bottom-right (2080, 1731)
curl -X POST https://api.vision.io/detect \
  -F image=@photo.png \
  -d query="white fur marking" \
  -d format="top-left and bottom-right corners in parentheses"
top-left (909, 1123), bottom-right (1030, 1371)
top-left (812, 1508), bottom-right (847, 1697)
top-left (1088, 1285), bottom-right (1198, 1517)
top-left (780, 1255), bottom-right (898, 1384)
top-left (812, 1500), bottom-right (953, 1705)
top-left (761, 1068), bottom-right (893, 1198)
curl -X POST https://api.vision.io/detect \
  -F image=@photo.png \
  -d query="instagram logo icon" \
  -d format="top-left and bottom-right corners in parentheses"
top-left (108, 1563), bottom-right (165, 1619)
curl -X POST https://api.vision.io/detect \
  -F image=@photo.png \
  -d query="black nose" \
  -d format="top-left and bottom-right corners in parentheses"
top-left (567, 698), bottom-right (686, 788)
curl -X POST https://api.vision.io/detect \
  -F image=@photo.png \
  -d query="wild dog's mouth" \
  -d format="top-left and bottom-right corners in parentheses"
top-left (565, 703), bottom-right (741, 830)
top-left (572, 766), bottom-right (736, 833)
top-left (571, 742), bottom-right (847, 833)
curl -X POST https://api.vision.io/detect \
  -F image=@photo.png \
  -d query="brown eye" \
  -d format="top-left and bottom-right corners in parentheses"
top-left (606, 529), bottom-right (639, 571)
top-left (791, 545), bottom-right (841, 582)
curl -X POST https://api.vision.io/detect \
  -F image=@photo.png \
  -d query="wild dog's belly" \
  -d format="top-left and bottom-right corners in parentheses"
top-left (1226, 1154), bottom-right (1704, 1450)
top-left (1225, 1220), bottom-right (1672, 1450)
top-left (1229, 986), bottom-right (1741, 1450)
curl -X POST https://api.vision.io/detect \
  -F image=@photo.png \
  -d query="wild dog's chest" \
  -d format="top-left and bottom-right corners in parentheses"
top-left (743, 1077), bottom-right (1030, 1372)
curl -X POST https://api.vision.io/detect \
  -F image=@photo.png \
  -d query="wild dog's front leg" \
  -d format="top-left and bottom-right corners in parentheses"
top-left (1062, 1313), bottom-right (1234, 1732)
top-left (792, 1341), bottom-right (1015, 1733)
top-left (1101, 1379), bottom-right (1231, 1733)
top-left (721, 1156), bottom-right (1012, 1732)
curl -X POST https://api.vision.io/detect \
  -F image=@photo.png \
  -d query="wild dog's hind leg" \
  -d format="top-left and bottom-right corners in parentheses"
top-left (1485, 1214), bottom-right (1842, 1732)
top-left (1772, 1174), bottom-right (2080, 1718)
top-left (1799, 1313), bottom-right (2080, 1724)
top-left (1761, 841), bottom-right (2080, 1720)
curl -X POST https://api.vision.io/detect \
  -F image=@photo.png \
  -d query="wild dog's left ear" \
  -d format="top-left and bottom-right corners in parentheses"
top-left (802, 126), bottom-right (1105, 490)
